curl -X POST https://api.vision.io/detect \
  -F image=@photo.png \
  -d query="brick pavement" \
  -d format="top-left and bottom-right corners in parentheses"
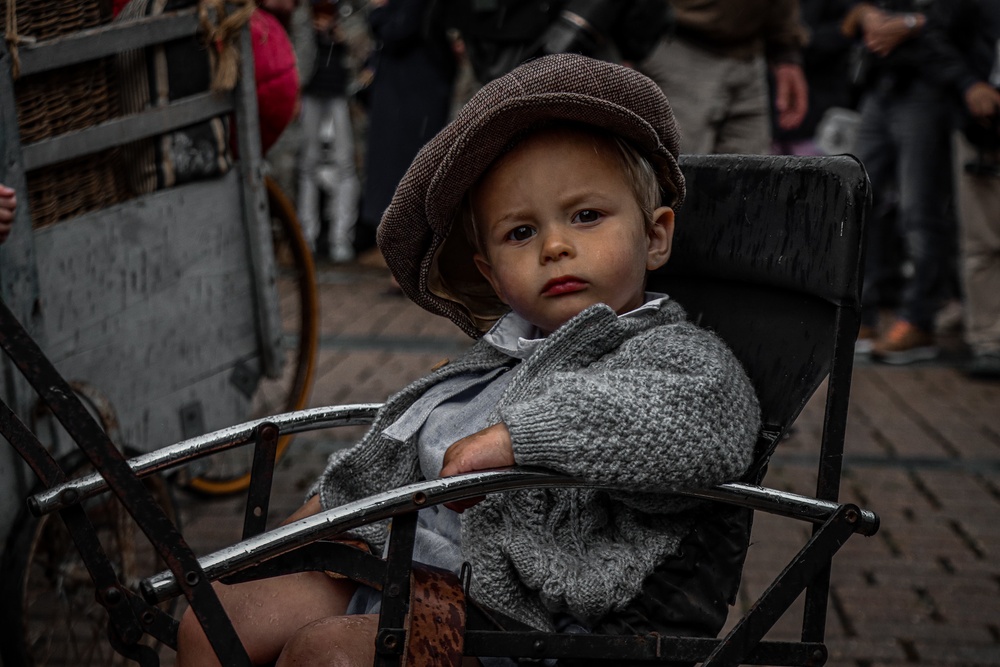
top-left (175, 262), bottom-right (1000, 666)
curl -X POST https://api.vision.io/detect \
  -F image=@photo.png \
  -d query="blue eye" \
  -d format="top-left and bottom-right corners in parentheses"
top-left (506, 225), bottom-right (536, 241)
top-left (574, 209), bottom-right (601, 223)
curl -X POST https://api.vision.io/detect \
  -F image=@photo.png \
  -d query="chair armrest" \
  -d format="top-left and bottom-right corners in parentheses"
top-left (28, 403), bottom-right (382, 516)
top-left (684, 482), bottom-right (879, 536)
top-left (141, 467), bottom-right (879, 604)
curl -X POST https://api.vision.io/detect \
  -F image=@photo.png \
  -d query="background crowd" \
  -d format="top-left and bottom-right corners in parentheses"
top-left (3, 0), bottom-right (998, 379)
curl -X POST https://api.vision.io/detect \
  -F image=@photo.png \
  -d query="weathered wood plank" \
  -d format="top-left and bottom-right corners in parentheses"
top-left (114, 361), bottom-right (254, 454)
top-left (15, 10), bottom-right (200, 77)
top-left (32, 172), bottom-right (264, 452)
top-left (23, 93), bottom-right (235, 171)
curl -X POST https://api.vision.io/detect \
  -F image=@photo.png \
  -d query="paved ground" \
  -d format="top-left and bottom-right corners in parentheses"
top-left (175, 261), bottom-right (1000, 667)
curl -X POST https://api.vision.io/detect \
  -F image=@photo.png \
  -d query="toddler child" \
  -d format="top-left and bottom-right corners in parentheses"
top-left (177, 52), bottom-right (761, 667)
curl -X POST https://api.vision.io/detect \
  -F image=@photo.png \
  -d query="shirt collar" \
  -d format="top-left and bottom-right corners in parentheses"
top-left (483, 292), bottom-right (669, 360)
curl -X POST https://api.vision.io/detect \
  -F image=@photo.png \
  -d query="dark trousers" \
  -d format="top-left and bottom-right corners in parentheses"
top-left (855, 80), bottom-right (956, 331)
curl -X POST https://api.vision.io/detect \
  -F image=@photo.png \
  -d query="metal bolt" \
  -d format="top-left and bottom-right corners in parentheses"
top-left (533, 639), bottom-right (545, 653)
top-left (103, 586), bottom-right (122, 605)
top-left (60, 487), bottom-right (79, 504)
top-left (141, 611), bottom-right (155, 625)
top-left (383, 634), bottom-right (398, 649)
top-left (845, 509), bottom-right (859, 524)
top-left (412, 491), bottom-right (427, 506)
top-left (260, 423), bottom-right (279, 442)
top-left (387, 583), bottom-right (401, 598)
top-left (185, 571), bottom-right (200, 586)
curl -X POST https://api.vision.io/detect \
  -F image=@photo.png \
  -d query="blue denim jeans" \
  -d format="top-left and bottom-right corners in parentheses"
top-left (855, 79), bottom-right (956, 331)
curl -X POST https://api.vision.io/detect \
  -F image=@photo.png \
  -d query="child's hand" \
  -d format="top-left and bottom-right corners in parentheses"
top-left (440, 422), bottom-right (514, 512)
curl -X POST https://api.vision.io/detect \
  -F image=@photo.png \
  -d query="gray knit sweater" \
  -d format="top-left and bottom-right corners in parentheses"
top-left (314, 299), bottom-right (760, 630)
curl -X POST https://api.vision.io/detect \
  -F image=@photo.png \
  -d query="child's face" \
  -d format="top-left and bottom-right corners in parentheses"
top-left (471, 128), bottom-right (674, 335)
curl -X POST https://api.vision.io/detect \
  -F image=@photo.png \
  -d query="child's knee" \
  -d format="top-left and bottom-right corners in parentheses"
top-left (276, 615), bottom-right (378, 667)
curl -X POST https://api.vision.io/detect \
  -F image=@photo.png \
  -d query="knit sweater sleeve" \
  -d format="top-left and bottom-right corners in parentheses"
top-left (500, 319), bottom-right (760, 494)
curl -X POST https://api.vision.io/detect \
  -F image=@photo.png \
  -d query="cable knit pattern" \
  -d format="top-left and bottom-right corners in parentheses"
top-left (312, 299), bottom-right (760, 630)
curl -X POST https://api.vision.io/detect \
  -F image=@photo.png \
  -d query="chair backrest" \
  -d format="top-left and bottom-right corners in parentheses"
top-left (649, 154), bottom-right (869, 479)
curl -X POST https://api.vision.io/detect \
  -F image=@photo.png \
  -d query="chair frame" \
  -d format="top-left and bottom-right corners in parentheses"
top-left (0, 154), bottom-right (876, 667)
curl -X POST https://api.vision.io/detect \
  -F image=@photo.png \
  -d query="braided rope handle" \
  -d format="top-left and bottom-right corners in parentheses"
top-left (4, 0), bottom-right (24, 79)
top-left (198, 0), bottom-right (256, 92)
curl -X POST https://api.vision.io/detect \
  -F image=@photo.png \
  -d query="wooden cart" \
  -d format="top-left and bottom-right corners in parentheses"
top-left (0, 3), bottom-right (317, 663)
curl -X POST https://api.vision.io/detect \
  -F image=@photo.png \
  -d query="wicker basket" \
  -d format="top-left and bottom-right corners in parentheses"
top-left (15, 60), bottom-right (123, 144)
top-left (3, 0), bottom-right (130, 228)
top-left (1, 0), bottom-right (105, 41)
top-left (26, 151), bottom-right (129, 228)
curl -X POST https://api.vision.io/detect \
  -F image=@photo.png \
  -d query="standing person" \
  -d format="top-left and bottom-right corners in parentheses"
top-left (924, 0), bottom-right (1000, 378)
top-left (0, 183), bottom-right (15, 244)
top-left (444, 0), bottom-right (673, 84)
top-left (843, 1), bottom-right (957, 363)
top-left (772, 0), bottom-right (855, 155)
top-left (355, 0), bottom-right (456, 253)
top-left (175, 54), bottom-right (760, 667)
top-left (297, 0), bottom-right (361, 262)
top-left (638, 0), bottom-right (810, 155)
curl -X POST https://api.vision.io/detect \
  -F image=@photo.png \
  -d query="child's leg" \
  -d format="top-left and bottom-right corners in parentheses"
top-left (274, 614), bottom-right (378, 666)
top-left (175, 571), bottom-right (358, 667)
top-left (276, 614), bottom-right (484, 667)
top-left (177, 496), bottom-right (357, 666)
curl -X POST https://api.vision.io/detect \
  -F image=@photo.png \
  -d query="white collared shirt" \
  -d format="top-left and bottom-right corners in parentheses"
top-left (482, 292), bottom-right (669, 360)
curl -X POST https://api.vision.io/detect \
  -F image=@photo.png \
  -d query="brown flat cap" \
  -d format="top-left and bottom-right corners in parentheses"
top-left (378, 53), bottom-right (685, 338)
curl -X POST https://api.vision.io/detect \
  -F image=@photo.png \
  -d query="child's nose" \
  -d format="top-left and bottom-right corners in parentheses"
top-left (540, 227), bottom-right (574, 262)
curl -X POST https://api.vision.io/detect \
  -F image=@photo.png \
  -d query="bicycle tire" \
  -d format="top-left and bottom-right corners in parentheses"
top-left (0, 451), bottom-right (179, 667)
top-left (184, 176), bottom-right (320, 495)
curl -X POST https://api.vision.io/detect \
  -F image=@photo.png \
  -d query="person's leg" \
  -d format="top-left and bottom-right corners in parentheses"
top-left (891, 82), bottom-right (955, 354)
top-left (327, 96), bottom-right (360, 262)
top-left (274, 614), bottom-right (378, 666)
top-left (638, 37), bottom-right (728, 155)
top-left (296, 95), bottom-right (324, 251)
top-left (954, 132), bottom-right (1000, 374)
top-left (276, 614), bottom-right (485, 666)
top-left (176, 497), bottom-right (358, 667)
top-left (853, 88), bottom-right (898, 339)
top-left (714, 55), bottom-right (772, 156)
top-left (176, 572), bottom-right (359, 667)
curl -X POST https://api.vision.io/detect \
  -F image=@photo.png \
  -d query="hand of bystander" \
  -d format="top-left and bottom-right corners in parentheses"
top-left (0, 183), bottom-right (16, 244)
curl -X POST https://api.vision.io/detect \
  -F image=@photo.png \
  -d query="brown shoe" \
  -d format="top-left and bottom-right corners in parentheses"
top-left (871, 320), bottom-right (938, 365)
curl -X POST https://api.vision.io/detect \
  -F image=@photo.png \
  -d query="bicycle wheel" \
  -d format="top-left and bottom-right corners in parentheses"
top-left (184, 176), bottom-right (320, 495)
top-left (0, 452), bottom-right (178, 667)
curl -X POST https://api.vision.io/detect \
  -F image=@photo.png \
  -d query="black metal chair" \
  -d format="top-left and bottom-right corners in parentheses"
top-left (0, 154), bottom-right (876, 667)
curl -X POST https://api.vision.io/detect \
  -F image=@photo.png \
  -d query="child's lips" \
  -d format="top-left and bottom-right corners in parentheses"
top-left (541, 276), bottom-right (588, 296)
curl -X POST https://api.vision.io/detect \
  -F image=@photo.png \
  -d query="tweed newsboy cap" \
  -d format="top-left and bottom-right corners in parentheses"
top-left (377, 53), bottom-right (685, 338)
